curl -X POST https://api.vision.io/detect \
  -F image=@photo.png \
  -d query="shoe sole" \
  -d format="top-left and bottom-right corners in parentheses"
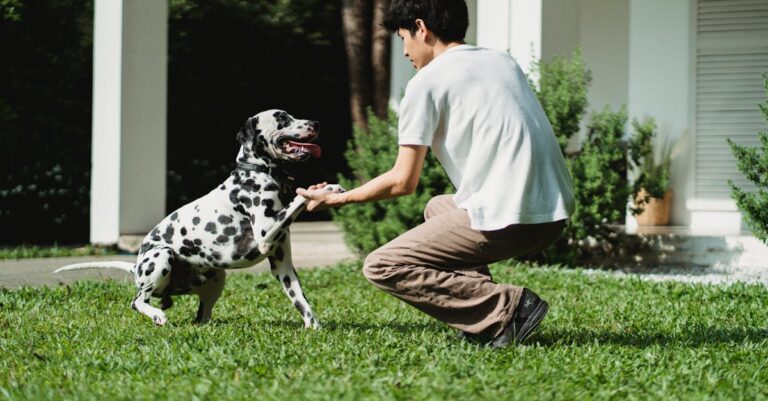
top-left (515, 300), bottom-right (549, 344)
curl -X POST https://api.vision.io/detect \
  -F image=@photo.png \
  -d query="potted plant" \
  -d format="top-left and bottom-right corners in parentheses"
top-left (628, 117), bottom-right (678, 226)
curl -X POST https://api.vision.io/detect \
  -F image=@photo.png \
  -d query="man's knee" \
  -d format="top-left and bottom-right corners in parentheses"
top-left (423, 194), bottom-right (454, 221)
top-left (362, 251), bottom-right (387, 283)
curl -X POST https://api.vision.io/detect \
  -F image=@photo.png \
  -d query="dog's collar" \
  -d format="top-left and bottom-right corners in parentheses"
top-left (236, 161), bottom-right (276, 174)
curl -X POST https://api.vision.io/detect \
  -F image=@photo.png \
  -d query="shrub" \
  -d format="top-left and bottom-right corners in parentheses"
top-left (0, 0), bottom-right (94, 244)
top-left (727, 75), bottom-right (768, 244)
top-left (331, 110), bottom-right (453, 254)
top-left (539, 107), bottom-right (630, 265)
top-left (0, 0), bottom-right (349, 244)
top-left (530, 47), bottom-right (592, 153)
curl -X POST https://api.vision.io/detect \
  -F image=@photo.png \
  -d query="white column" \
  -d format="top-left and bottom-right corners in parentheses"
top-left (476, 0), bottom-right (542, 76)
top-left (90, 0), bottom-right (167, 244)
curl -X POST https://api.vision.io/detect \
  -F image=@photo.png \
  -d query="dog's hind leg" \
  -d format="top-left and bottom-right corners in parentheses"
top-left (268, 231), bottom-right (319, 329)
top-left (191, 269), bottom-right (226, 324)
top-left (131, 247), bottom-right (175, 326)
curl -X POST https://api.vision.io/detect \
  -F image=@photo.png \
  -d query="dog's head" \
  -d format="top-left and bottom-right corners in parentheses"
top-left (236, 109), bottom-right (321, 163)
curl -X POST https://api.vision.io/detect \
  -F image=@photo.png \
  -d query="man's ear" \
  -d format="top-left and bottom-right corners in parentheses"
top-left (414, 19), bottom-right (428, 38)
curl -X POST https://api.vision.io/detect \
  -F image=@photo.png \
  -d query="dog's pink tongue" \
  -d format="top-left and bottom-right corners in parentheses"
top-left (288, 141), bottom-right (322, 158)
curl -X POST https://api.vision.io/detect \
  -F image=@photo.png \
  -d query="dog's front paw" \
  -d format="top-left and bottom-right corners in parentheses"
top-left (152, 313), bottom-right (168, 326)
top-left (306, 318), bottom-right (321, 330)
top-left (323, 184), bottom-right (346, 194)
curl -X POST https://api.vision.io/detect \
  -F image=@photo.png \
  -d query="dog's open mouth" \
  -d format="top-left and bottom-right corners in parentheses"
top-left (281, 138), bottom-right (322, 158)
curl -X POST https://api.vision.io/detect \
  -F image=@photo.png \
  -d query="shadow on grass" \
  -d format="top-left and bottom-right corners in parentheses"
top-left (535, 326), bottom-right (768, 347)
top-left (215, 318), bottom-right (445, 333)
top-left (204, 318), bottom-right (768, 347)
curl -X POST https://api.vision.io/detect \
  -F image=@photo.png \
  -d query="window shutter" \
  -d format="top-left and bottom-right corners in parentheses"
top-left (695, 0), bottom-right (768, 199)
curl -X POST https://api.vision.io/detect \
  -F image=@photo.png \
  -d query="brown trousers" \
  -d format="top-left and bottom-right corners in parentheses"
top-left (363, 194), bottom-right (565, 338)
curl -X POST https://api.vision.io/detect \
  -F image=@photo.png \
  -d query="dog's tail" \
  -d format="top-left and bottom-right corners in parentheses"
top-left (54, 261), bottom-right (135, 274)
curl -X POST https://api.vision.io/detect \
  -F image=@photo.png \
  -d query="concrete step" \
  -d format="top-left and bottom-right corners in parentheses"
top-left (623, 226), bottom-right (768, 269)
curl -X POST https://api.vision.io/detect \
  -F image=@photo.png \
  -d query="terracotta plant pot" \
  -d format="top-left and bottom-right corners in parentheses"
top-left (635, 189), bottom-right (673, 226)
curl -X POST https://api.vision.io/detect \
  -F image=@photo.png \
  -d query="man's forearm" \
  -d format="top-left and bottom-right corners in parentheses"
top-left (334, 169), bottom-right (414, 206)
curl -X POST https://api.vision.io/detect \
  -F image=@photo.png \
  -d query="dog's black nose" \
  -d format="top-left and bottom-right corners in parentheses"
top-left (307, 121), bottom-right (320, 131)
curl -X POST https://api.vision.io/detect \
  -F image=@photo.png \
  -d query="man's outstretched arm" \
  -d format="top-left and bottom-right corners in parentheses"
top-left (297, 145), bottom-right (428, 211)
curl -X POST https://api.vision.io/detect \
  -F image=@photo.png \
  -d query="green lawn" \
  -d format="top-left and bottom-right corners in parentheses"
top-left (1, 262), bottom-right (766, 401)
top-left (0, 244), bottom-right (118, 260)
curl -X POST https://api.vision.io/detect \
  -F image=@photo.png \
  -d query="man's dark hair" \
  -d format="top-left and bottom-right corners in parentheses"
top-left (382, 0), bottom-right (468, 43)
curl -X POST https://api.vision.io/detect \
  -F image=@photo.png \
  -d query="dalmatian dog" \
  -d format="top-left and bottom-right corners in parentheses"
top-left (55, 109), bottom-right (344, 328)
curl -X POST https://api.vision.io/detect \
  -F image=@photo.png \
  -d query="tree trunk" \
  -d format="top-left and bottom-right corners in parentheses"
top-left (341, 0), bottom-right (372, 130)
top-left (371, 0), bottom-right (391, 119)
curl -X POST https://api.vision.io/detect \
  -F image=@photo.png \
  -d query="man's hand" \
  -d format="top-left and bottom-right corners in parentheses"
top-left (296, 182), bottom-right (345, 212)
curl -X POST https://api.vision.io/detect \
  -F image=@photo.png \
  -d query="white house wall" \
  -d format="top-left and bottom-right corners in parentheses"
top-left (627, 0), bottom-right (696, 229)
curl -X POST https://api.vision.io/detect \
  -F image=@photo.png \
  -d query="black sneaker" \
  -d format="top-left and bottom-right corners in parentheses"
top-left (491, 289), bottom-right (549, 348)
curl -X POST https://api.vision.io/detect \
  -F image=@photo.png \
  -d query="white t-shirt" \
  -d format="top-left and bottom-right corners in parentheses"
top-left (398, 45), bottom-right (575, 231)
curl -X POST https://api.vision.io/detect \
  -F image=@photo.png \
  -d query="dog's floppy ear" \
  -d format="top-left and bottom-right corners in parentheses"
top-left (236, 116), bottom-right (260, 145)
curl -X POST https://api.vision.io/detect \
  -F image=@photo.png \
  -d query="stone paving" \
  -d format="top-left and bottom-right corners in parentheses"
top-left (0, 222), bottom-right (358, 289)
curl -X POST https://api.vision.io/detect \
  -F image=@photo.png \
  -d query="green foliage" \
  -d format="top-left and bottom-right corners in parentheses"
top-left (2, 263), bottom-right (768, 400)
top-left (331, 110), bottom-right (453, 254)
top-left (0, 0), bottom-right (95, 243)
top-left (0, 0), bottom-right (349, 244)
top-left (528, 51), bottom-right (630, 265)
top-left (531, 47), bottom-right (592, 152)
top-left (628, 116), bottom-right (671, 215)
top-left (543, 107), bottom-right (629, 264)
top-left (0, 244), bottom-right (116, 260)
top-left (728, 75), bottom-right (768, 244)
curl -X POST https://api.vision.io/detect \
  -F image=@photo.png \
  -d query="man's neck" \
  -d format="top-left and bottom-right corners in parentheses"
top-left (432, 40), bottom-right (466, 60)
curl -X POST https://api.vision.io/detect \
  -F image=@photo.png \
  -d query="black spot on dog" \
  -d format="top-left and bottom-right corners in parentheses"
top-left (162, 226), bottom-right (175, 244)
top-left (150, 227), bottom-right (162, 242)
top-left (264, 182), bottom-right (279, 192)
top-left (218, 215), bottom-right (233, 224)
top-left (204, 222), bottom-right (217, 234)
top-left (211, 251), bottom-right (222, 261)
top-left (223, 226), bottom-right (237, 236)
top-left (140, 242), bottom-right (155, 254)
top-left (277, 211), bottom-right (286, 221)
top-left (219, 185), bottom-right (226, 190)
top-left (261, 230), bottom-right (267, 237)
top-left (170, 212), bottom-right (178, 221)
top-left (154, 252), bottom-right (160, 258)
top-left (253, 196), bottom-right (261, 206)
top-left (162, 268), bottom-right (169, 276)
top-left (234, 205), bottom-right (247, 215)
top-left (229, 189), bottom-right (240, 204)
top-left (275, 247), bottom-right (284, 261)
top-left (216, 235), bottom-right (229, 243)
top-left (245, 248), bottom-right (261, 260)
top-left (282, 275), bottom-right (291, 289)
top-left (261, 199), bottom-right (274, 209)
top-left (288, 289), bottom-right (295, 297)
top-left (192, 217), bottom-right (200, 225)
top-left (145, 263), bottom-right (155, 276)
top-left (238, 196), bottom-right (253, 208)
top-left (194, 239), bottom-right (202, 245)
top-left (293, 300), bottom-right (306, 316)
top-left (181, 227), bottom-right (187, 236)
